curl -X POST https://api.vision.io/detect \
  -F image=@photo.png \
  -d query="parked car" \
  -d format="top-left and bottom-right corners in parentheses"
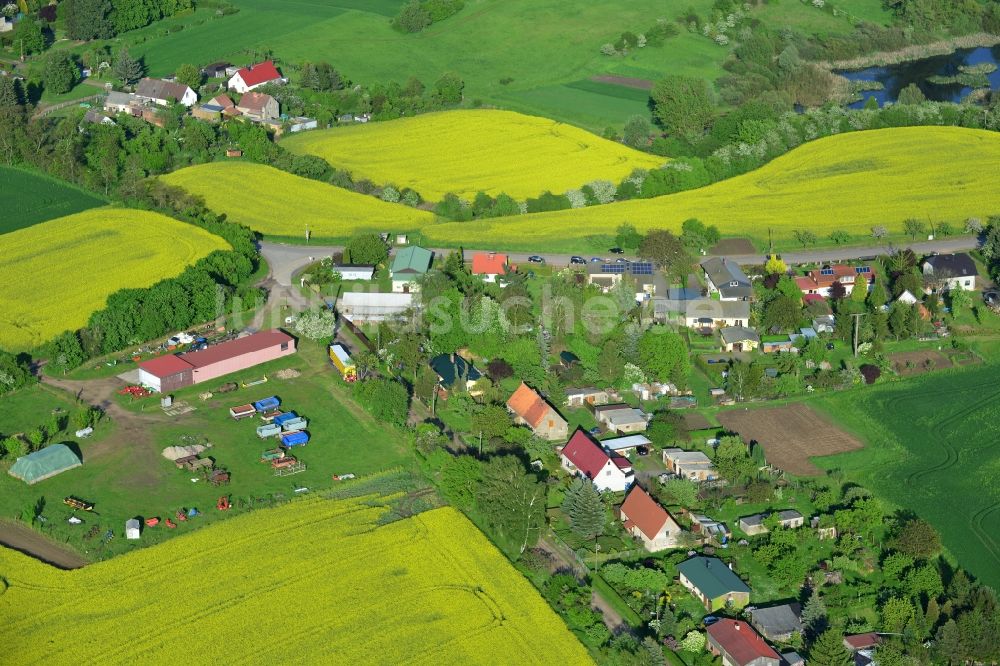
top-left (609, 247), bottom-right (624, 254)
top-left (615, 257), bottom-right (629, 264)
top-left (590, 257), bottom-right (603, 263)
top-left (527, 255), bottom-right (545, 263)
top-left (569, 256), bottom-right (586, 265)
top-left (588, 426), bottom-right (601, 436)
top-left (636, 446), bottom-right (650, 456)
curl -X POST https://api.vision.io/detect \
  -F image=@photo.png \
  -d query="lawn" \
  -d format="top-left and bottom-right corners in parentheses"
top-left (420, 126), bottom-right (1000, 251)
top-left (811, 365), bottom-right (1000, 590)
top-left (0, 166), bottom-right (105, 235)
top-left (41, 0), bottom-right (876, 131)
top-left (0, 492), bottom-right (592, 663)
top-left (0, 341), bottom-right (417, 561)
top-left (281, 109), bottom-right (665, 200)
top-left (161, 162), bottom-right (435, 239)
top-left (0, 208), bottom-right (230, 351)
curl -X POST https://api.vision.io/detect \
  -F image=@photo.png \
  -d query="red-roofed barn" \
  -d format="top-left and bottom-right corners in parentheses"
top-left (137, 354), bottom-right (193, 392)
top-left (707, 619), bottom-right (781, 666)
top-left (559, 428), bottom-right (633, 492)
top-left (228, 61), bottom-right (282, 93)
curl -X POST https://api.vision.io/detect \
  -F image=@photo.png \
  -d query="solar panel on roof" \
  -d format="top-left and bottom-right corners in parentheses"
top-left (820, 267), bottom-right (834, 276)
top-left (601, 264), bottom-right (625, 273)
top-left (630, 262), bottom-right (654, 275)
top-left (856, 266), bottom-right (871, 274)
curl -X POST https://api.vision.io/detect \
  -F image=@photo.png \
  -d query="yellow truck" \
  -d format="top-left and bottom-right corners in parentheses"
top-left (329, 344), bottom-right (357, 382)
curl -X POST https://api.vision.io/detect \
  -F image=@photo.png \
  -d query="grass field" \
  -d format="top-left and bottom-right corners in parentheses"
top-left (0, 341), bottom-right (417, 560)
top-left (74, 0), bottom-right (879, 130)
top-left (0, 167), bottom-right (105, 235)
top-left (0, 494), bottom-right (591, 664)
top-left (420, 127), bottom-right (1000, 250)
top-left (813, 365), bottom-right (1000, 590)
top-left (161, 162), bottom-right (435, 239)
top-left (0, 209), bottom-right (229, 351)
top-left (282, 109), bottom-right (665, 199)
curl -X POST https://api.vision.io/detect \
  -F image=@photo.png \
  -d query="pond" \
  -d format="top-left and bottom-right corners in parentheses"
top-left (838, 45), bottom-right (1000, 108)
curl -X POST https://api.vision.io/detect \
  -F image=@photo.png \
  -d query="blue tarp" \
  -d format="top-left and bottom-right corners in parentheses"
top-left (274, 412), bottom-right (299, 426)
top-left (281, 431), bottom-right (309, 447)
top-left (253, 396), bottom-right (280, 411)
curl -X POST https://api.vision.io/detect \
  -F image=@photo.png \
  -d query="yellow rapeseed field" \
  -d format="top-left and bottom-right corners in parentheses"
top-left (421, 126), bottom-right (1000, 248)
top-left (0, 497), bottom-right (591, 665)
top-left (162, 162), bottom-right (435, 238)
top-left (281, 109), bottom-right (665, 200)
top-left (0, 209), bottom-right (229, 351)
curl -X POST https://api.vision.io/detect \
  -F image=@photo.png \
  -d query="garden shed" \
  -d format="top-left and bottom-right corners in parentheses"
top-left (125, 519), bottom-right (141, 540)
top-left (8, 444), bottom-right (82, 485)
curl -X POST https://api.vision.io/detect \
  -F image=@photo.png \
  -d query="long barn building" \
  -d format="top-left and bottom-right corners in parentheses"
top-left (137, 330), bottom-right (296, 392)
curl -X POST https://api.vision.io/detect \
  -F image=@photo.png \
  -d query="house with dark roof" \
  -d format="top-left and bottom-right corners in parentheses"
top-left (707, 619), bottom-right (781, 666)
top-left (702, 257), bottom-right (752, 301)
top-left (677, 556), bottom-right (751, 610)
top-left (201, 61), bottom-right (231, 78)
top-left (429, 353), bottom-right (481, 393)
top-left (843, 633), bottom-right (880, 652)
top-left (586, 261), bottom-right (661, 302)
top-left (619, 485), bottom-right (681, 551)
top-left (720, 326), bottom-right (760, 352)
top-left (507, 382), bottom-right (568, 441)
top-left (748, 603), bottom-right (803, 642)
top-left (135, 77), bottom-right (197, 107)
top-left (227, 60), bottom-right (282, 93)
top-left (922, 252), bottom-right (978, 291)
top-left (559, 428), bottom-right (633, 492)
top-left (390, 246), bottom-right (433, 293)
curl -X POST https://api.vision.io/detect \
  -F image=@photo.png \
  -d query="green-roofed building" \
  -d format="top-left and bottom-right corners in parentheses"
top-left (9, 444), bottom-right (82, 485)
top-left (390, 246), bottom-right (433, 293)
top-left (678, 556), bottom-right (751, 611)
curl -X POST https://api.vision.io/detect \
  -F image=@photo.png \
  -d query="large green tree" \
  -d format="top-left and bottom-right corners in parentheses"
top-left (44, 52), bottom-right (79, 95)
top-left (64, 0), bottom-right (114, 40)
top-left (112, 48), bottom-right (143, 85)
top-left (562, 478), bottom-right (606, 542)
top-left (639, 229), bottom-right (692, 280)
top-left (637, 326), bottom-right (690, 385)
top-left (808, 628), bottom-right (852, 666)
top-left (650, 75), bottom-right (715, 139)
top-left (343, 233), bottom-right (388, 265)
top-left (476, 456), bottom-right (547, 555)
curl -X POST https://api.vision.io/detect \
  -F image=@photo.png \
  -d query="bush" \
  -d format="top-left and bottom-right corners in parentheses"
top-left (859, 364), bottom-right (881, 384)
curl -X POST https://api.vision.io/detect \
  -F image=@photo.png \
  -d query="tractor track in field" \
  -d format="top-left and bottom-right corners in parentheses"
top-left (968, 501), bottom-right (1000, 566)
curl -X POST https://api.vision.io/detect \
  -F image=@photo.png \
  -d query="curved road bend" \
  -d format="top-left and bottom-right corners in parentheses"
top-left (260, 237), bottom-right (979, 287)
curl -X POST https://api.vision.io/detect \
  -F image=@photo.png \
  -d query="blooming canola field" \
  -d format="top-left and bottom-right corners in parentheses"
top-left (0, 496), bottom-right (591, 665)
top-left (0, 209), bottom-right (230, 351)
top-left (162, 162), bottom-right (436, 238)
top-left (280, 109), bottom-right (666, 200)
top-left (421, 126), bottom-right (1000, 248)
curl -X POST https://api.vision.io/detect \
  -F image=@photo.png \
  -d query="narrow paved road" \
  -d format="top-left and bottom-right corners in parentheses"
top-left (260, 236), bottom-right (979, 287)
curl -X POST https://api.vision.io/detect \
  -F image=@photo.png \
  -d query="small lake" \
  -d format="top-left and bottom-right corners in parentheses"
top-left (838, 45), bottom-right (1000, 108)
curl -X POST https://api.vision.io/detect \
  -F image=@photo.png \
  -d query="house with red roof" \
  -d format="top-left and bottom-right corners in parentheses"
top-left (707, 619), bottom-right (781, 666)
top-left (507, 382), bottom-right (568, 441)
top-left (794, 264), bottom-right (875, 299)
top-left (227, 61), bottom-right (283, 93)
top-left (619, 485), bottom-right (681, 551)
top-left (559, 428), bottom-right (633, 492)
top-left (470, 252), bottom-right (509, 283)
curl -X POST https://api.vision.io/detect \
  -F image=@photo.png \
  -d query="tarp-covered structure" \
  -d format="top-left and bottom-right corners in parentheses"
top-left (9, 444), bottom-right (82, 485)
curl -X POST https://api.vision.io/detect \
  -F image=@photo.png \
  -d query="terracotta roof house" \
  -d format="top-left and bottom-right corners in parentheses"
top-left (748, 603), bottom-right (803, 642)
top-left (227, 60), bottom-right (282, 93)
top-left (236, 91), bottom-right (279, 121)
top-left (795, 264), bottom-right (875, 298)
top-left (559, 428), bottom-right (633, 492)
top-left (707, 619), bottom-right (781, 666)
top-left (678, 556), bottom-right (751, 611)
top-left (619, 485), bottom-right (681, 551)
top-left (702, 257), bottom-right (752, 301)
top-left (922, 253), bottom-right (978, 291)
top-left (135, 77), bottom-right (197, 107)
top-left (390, 246), bottom-right (433, 293)
top-left (471, 252), bottom-right (509, 283)
top-left (507, 382), bottom-right (569, 441)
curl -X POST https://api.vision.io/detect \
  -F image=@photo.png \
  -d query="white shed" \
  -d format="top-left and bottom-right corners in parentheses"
top-left (125, 518), bottom-right (141, 540)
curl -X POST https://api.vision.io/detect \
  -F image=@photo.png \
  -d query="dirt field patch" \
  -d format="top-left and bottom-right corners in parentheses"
top-left (682, 412), bottom-right (713, 431)
top-left (589, 75), bottom-right (653, 89)
top-left (888, 350), bottom-right (953, 376)
top-left (0, 519), bottom-right (87, 569)
top-left (717, 404), bottom-right (863, 475)
top-left (709, 238), bottom-right (757, 255)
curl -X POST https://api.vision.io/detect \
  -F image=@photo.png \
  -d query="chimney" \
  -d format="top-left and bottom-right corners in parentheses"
top-left (450, 352), bottom-right (455, 363)
top-left (735, 623), bottom-right (741, 631)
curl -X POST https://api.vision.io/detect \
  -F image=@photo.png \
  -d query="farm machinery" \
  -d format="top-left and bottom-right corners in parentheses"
top-left (63, 496), bottom-right (94, 511)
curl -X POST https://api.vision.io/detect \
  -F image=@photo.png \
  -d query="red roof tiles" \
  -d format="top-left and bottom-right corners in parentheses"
top-left (507, 383), bottom-right (552, 428)
top-left (708, 619), bottom-right (780, 666)
top-left (138, 354), bottom-right (192, 378)
top-left (620, 485), bottom-right (673, 540)
top-left (471, 253), bottom-right (508, 275)
top-left (560, 429), bottom-right (612, 479)
top-left (235, 61), bottom-right (280, 87)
